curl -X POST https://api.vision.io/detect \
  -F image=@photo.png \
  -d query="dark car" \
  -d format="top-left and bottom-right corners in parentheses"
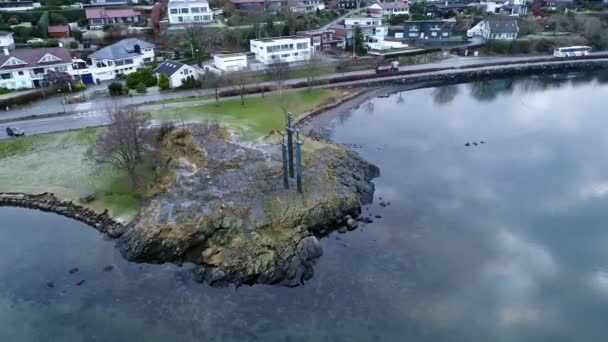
top-left (5, 126), bottom-right (24, 137)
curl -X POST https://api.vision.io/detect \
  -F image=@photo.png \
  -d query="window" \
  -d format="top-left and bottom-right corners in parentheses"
top-left (33, 68), bottom-right (44, 74)
top-left (191, 7), bottom-right (200, 12)
top-left (18, 71), bottom-right (24, 76)
top-left (125, 59), bottom-right (134, 65)
top-left (442, 32), bottom-right (448, 36)
top-left (296, 42), bottom-right (308, 50)
top-left (194, 16), bottom-right (202, 21)
top-left (2, 57), bottom-right (27, 67)
top-left (410, 25), bottom-right (419, 31)
top-left (0, 73), bottom-right (12, 80)
top-left (115, 60), bottom-right (125, 66)
top-left (409, 32), bottom-right (418, 37)
top-left (180, 8), bottom-right (189, 13)
top-left (170, 8), bottom-right (177, 14)
top-left (431, 32), bottom-right (437, 37)
top-left (203, 15), bottom-right (211, 21)
top-left (178, 16), bottom-right (184, 22)
top-left (38, 54), bottom-right (61, 63)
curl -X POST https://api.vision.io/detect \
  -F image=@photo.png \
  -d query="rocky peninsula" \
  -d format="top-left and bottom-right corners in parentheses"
top-left (117, 122), bottom-right (378, 287)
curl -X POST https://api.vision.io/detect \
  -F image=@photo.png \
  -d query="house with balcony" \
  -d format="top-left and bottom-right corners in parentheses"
top-left (168, 0), bottom-right (213, 25)
top-left (250, 36), bottom-right (312, 65)
top-left (297, 29), bottom-right (345, 52)
top-left (402, 20), bottom-right (452, 40)
top-left (368, 2), bottom-right (409, 17)
top-left (0, 46), bottom-right (73, 89)
top-left (0, 0), bottom-right (41, 11)
top-left (332, 0), bottom-right (356, 9)
top-left (344, 16), bottom-right (383, 27)
top-left (329, 25), bottom-right (377, 47)
top-left (290, 0), bottom-right (325, 12)
top-left (87, 38), bottom-right (154, 82)
top-left (85, 8), bottom-right (144, 28)
top-left (467, 17), bottom-right (518, 40)
top-left (229, 0), bottom-right (285, 12)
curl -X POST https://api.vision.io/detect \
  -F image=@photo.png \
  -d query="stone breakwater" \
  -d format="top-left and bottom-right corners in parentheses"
top-left (0, 192), bottom-right (124, 238)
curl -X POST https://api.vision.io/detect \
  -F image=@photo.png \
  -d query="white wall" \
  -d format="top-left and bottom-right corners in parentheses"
top-left (168, 64), bottom-right (201, 88)
top-left (0, 34), bottom-right (14, 48)
top-left (344, 17), bottom-right (383, 27)
top-left (213, 54), bottom-right (247, 72)
top-left (168, 0), bottom-right (213, 25)
top-left (0, 63), bottom-right (73, 90)
top-left (250, 37), bottom-right (312, 65)
top-left (89, 47), bottom-right (154, 82)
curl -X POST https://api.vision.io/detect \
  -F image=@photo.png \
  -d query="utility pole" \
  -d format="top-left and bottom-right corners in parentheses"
top-left (281, 133), bottom-right (289, 189)
top-left (295, 129), bottom-right (303, 193)
top-left (286, 112), bottom-right (295, 178)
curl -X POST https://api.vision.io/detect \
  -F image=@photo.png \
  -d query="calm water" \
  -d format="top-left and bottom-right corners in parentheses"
top-left (3, 73), bottom-right (608, 341)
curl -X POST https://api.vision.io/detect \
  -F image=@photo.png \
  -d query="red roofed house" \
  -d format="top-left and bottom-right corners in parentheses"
top-left (85, 8), bottom-right (143, 28)
top-left (47, 25), bottom-right (70, 39)
top-left (229, 0), bottom-right (285, 12)
top-left (369, 1), bottom-right (409, 17)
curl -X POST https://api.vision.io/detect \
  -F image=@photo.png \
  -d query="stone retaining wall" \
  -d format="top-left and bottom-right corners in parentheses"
top-left (0, 192), bottom-right (124, 238)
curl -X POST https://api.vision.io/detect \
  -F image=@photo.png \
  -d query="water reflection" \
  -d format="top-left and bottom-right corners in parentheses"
top-left (4, 71), bottom-right (608, 341)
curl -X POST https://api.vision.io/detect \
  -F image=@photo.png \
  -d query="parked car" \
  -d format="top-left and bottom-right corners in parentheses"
top-left (5, 126), bottom-right (24, 137)
top-left (26, 38), bottom-right (44, 44)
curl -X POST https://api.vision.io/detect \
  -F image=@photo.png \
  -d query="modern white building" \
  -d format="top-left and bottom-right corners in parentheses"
top-left (249, 36), bottom-right (312, 65)
top-left (0, 46), bottom-right (73, 89)
top-left (86, 38), bottom-right (155, 82)
top-left (153, 59), bottom-right (202, 88)
top-left (213, 53), bottom-right (248, 72)
top-left (344, 17), bottom-right (383, 27)
top-left (368, 2), bottom-right (409, 17)
top-left (0, 31), bottom-right (14, 49)
top-left (290, 0), bottom-right (325, 12)
top-left (0, 0), bottom-right (41, 11)
top-left (168, 0), bottom-right (214, 25)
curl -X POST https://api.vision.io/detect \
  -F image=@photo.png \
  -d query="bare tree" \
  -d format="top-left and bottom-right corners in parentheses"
top-left (269, 58), bottom-right (289, 93)
top-left (303, 52), bottom-right (323, 90)
top-left (87, 104), bottom-right (152, 187)
top-left (201, 71), bottom-right (225, 104)
top-left (232, 68), bottom-right (251, 106)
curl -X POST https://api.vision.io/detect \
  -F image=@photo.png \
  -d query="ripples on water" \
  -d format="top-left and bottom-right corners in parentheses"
top-left (3, 72), bottom-right (608, 341)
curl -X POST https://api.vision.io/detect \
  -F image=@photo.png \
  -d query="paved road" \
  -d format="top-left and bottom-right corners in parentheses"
top-left (2, 53), bottom-right (607, 140)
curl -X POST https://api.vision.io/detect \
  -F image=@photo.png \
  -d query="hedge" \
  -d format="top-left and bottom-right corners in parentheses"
top-left (2, 9), bottom-right (84, 24)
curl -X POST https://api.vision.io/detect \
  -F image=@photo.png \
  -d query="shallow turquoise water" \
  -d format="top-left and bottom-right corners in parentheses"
top-left (3, 72), bottom-right (608, 341)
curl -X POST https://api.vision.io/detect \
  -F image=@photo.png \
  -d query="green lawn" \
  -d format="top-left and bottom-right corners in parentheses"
top-left (151, 89), bottom-right (339, 139)
top-left (0, 129), bottom-right (150, 220)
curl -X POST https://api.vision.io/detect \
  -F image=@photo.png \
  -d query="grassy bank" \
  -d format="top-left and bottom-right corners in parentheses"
top-left (151, 89), bottom-right (340, 139)
top-left (0, 129), bottom-right (149, 220)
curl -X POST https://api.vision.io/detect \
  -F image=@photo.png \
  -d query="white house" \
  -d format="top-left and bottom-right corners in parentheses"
top-left (0, 1), bottom-right (41, 11)
top-left (153, 60), bottom-right (201, 88)
top-left (0, 46), bottom-right (73, 89)
top-left (482, 0), bottom-right (527, 16)
top-left (213, 53), bottom-right (248, 72)
top-left (368, 2), bottom-right (409, 17)
top-left (0, 31), bottom-right (14, 49)
top-left (168, 0), bottom-right (213, 25)
top-left (290, 0), bottom-right (325, 12)
top-left (87, 38), bottom-right (155, 82)
top-left (467, 17), bottom-right (519, 40)
top-left (344, 16), bottom-right (384, 27)
top-left (249, 36), bottom-right (312, 65)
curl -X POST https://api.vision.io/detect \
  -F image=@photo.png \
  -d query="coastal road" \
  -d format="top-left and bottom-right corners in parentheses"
top-left (2, 54), bottom-right (608, 140)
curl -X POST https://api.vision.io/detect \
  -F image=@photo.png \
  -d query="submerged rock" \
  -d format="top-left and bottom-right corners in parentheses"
top-left (118, 124), bottom-right (378, 287)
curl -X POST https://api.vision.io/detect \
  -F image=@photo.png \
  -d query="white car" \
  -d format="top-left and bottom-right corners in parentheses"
top-left (26, 38), bottom-right (44, 44)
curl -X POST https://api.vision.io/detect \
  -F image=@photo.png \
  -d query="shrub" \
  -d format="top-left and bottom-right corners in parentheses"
top-left (72, 28), bottom-right (82, 41)
top-left (135, 82), bottom-right (147, 93)
top-left (68, 41), bottom-right (78, 49)
top-left (73, 82), bottom-right (86, 92)
top-left (108, 82), bottom-right (123, 96)
top-left (158, 73), bottom-right (170, 90)
top-left (0, 87), bottom-right (11, 95)
top-left (125, 68), bottom-right (157, 89)
top-left (49, 13), bottom-right (68, 25)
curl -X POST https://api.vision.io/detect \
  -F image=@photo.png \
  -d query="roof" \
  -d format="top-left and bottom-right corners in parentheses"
top-left (377, 2), bottom-right (408, 9)
top-left (487, 17), bottom-right (518, 33)
top-left (85, 8), bottom-right (141, 19)
top-left (90, 38), bottom-right (154, 60)
top-left (230, 0), bottom-right (283, 3)
top-left (153, 60), bottom-right (186, 77)
top-left (0, 47), bottom-right (71, 71)
top-left (0, 31), bottom-right (13, 37)
top-left (48, 25), bottom-right (69, 33)
top-left (168, 0), bottom-right (209, 6)
top-left (252, 36), bottom-right (308, 43)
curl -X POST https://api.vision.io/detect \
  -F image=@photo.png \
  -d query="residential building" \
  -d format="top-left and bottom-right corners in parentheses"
top-left (290, 0), bottom-right (325, 12)
top-left (153, 60), bottom-right (201, 88)
top-left (344, 16), bottom-right (383, 27)
top-left (368, 2), bottom-right (409, 17)
top-left (229, 0), bottom-right (285, 11)
top-left (296, 29), bottom-right (345, 52)
top-left (249, 36), bottom-right (312, 65)
top-left (85, 8), bottom-right (144, 28)
top-left (168, 0), bottom-right (213, 25)
top-left (426, 3), bottom-right (472, 17)
top-left (482, 0), bottom-right (527, 16)
top-left (87, 0), bottom-right (128, 5)
top-left (213, 53), bottom-right (248, 71)
top-left (88, 38), bottom-right (154, 82)
top-left (330, 25), bottom-right (377, 46)
top-left (402, 20), bottom-right (452, 40)
top-left (0, 46), bottom-right (73, 89)
top-left (47, 25), bottom-right (70, 39)
top-left (467, 17), bottom-right (519, 40)
top-left (0, 0), bottom-right (41, 11)
top-left (541, 0), bottom-right (574, 10)
top-left (333, 0), bottom-right (356, 9)
top-left (0, 31), bottom-right (14, 49)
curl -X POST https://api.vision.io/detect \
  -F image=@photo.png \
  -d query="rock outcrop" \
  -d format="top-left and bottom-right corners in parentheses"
top-left (118, 123), bottom-right (378, 287)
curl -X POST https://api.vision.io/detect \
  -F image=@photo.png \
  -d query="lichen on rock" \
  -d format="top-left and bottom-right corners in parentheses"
top-left (118, 123), bottom-right (379, 287)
